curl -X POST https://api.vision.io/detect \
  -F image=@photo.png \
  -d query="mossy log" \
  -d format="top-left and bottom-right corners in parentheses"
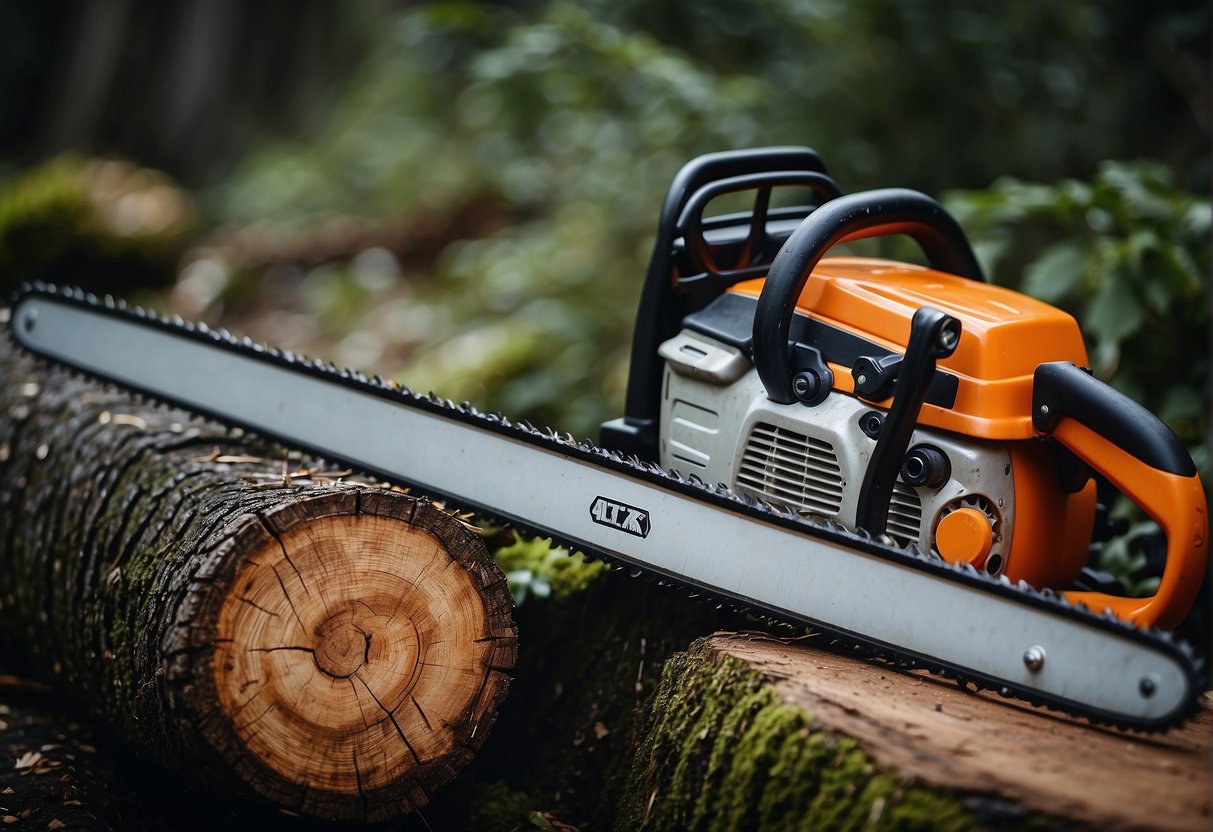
top-left (0, 333), bottom-right (517, 822)
top-left (618, 633), bottom-right (1212, 832)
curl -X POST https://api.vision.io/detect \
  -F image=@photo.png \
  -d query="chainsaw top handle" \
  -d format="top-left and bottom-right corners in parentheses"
top-left (753, 189), bottom-right (984, 405)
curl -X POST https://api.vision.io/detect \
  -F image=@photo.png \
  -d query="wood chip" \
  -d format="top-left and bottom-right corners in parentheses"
top-left (14, 751), bottom-right (42, 771)
top-left (110, 413), bottom-right (146, 429)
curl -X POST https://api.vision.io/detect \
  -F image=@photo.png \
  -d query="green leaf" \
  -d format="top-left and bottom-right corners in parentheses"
top-left (970, 237), bottom-right (1011, 280)
top-left (1084, 273), bottom-right (1144, 345)
top-left (1159, 386), bottom-right (1204, 425)
top-left (1022, 241), bottom-right (1090, 302)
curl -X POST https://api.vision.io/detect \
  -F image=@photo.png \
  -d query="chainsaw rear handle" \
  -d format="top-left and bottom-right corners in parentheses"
top-left (753, 189), bottom-right (984, 404)
top-left (675, 170), bottom-right (843, 282)
top-left (608, 146), bottom-right (834, 460)
top-left (1033, 362), bottom-right (1207, 629)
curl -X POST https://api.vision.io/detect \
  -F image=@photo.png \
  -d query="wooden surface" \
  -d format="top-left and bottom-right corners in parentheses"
top-left (711, 632), bottom-right (1212, 832)
top-left (197, 492), bottom-right (517, 821)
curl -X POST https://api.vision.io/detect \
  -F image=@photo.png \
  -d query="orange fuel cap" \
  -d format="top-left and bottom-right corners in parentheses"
top-left (936, 507), bottom-right (993, 567)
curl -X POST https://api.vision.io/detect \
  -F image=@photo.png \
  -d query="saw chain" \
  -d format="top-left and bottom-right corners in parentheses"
top-left (8, 283), bottom-right (1204, 732)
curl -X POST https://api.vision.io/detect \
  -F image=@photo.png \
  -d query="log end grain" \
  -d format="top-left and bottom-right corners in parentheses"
top-left (182, 491), bottom-right (517, 822)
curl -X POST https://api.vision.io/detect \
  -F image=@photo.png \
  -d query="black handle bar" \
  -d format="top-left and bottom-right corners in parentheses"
top-left (752, 189), bottom-right (984, 404)
top-left (604, 147), bottom-right (835, 459)
top-left (675, 170), bottom-right (843, 282)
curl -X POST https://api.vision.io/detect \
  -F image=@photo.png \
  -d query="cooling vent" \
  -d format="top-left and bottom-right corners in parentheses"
top-left (887, 484), bottom-right (923, 545)
top-left (736, 423), bottom-right (844, 517)
top-left (736, 422), bottom-right (925, 546)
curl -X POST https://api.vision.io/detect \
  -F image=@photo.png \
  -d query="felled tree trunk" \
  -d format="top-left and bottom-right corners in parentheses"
top-left (0, 332), bottom-right (517, 822)
top-left (617, 634), bottom-right (1212, 832)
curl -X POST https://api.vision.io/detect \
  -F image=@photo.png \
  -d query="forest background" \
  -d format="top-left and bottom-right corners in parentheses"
top-left (0, 0), bottom-right (1208, 605)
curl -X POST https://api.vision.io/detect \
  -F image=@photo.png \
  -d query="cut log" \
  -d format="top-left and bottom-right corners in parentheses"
top-left (0, 330), bottom-right (517, 822)
top-left (183, 490), bottom-right (517, 821)
top-left (619, 633), bottom-right (1212, 832)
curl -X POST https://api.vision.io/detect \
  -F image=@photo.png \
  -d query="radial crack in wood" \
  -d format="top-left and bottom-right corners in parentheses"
top-left (0, 332), bottom-right (517, 823)
top-left (199, 496), bottom-right (514, 818)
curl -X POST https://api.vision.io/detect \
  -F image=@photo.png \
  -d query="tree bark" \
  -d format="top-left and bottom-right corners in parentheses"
top-left (618, 633), bottom-right (1212, 832)
top-left (0, 331), bottom-right (517, 822)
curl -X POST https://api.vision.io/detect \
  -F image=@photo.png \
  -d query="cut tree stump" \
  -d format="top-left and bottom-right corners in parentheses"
top-left (0, 329), bottom-right (517, 822)
top-left (619, 633), bottom-right (1212, 832)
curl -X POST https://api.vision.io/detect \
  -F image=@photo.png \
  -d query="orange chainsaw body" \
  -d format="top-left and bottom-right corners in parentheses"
top-left (728, 257), bottom-right (1204, 628)
top-left (602, 147), bottom-right (1206, 632)
top-left (730, 257), bottom-right (1089, 440)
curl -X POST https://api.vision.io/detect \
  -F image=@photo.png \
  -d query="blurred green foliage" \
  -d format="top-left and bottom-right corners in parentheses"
top-left (204, 0), bottom-right (1207, 441)
top-left (947, 162), bottom-right (1209, 460)
top-left (492, 533), bottom-right (608, 605)
top-left (0, 155), bottom-right (195, 295)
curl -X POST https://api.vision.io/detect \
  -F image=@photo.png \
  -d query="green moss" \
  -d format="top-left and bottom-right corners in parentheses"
top-left (0, 155), bottom-right (194, 294)
top-left (465, 781), bottom-right (539, 832)
top-left (616, 641), bottom-right (1007, 832)
top-left (492, 532), bottom-right (608, 603)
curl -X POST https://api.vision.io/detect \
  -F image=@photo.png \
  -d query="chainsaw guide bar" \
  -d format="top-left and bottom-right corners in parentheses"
top-left (10, 284), bottom-right (1204, 732)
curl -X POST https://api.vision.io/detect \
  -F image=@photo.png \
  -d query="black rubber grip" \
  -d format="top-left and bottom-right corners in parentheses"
top-left (612, 147), bottom-right (831, 457)
top-left (1032, 362), bottom-right (1196, 476)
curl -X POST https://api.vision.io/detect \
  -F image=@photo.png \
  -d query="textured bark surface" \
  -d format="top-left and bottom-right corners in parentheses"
top-left (618, 634), bottom-right (1212, 832)
top-left (0, 332), bottom-right (516, 822)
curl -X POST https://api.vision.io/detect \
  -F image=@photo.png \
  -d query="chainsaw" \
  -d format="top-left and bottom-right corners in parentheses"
top-left (10, 147), bottom-right (1208, 731)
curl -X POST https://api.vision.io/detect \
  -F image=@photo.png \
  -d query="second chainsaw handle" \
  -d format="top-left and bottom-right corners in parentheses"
top-left (1033, 362), bottom-right (1208, 629)
top-left (752, 189), bottom-right (984, 404)
top-left (675, 170), bottom-right (843, 282)
top-left (608, 147), bottom-right (834, 460)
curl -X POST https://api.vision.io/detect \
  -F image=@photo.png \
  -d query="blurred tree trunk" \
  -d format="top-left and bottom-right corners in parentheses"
top-left (1, 0), bottom-right (372, 185)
